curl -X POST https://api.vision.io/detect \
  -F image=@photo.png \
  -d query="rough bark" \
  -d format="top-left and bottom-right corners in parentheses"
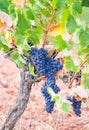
top-left (0, 65), bottom-right (34, 130)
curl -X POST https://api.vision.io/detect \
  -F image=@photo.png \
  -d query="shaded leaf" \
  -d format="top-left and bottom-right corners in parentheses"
top-left (66, 15), bottom-right (77, 34)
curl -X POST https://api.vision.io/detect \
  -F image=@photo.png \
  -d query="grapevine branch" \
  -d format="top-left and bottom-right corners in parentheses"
top-left (43, 9), bottom-right (57, 47)
top-left (1, 65), bottom-right (34, 130)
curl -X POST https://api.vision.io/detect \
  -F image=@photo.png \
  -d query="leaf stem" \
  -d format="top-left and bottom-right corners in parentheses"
top-left (43, 9), bottom-right (57, 47)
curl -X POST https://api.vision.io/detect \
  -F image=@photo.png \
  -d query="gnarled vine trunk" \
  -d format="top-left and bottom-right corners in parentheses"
top-left (0, 66), bottom-right (34, 130)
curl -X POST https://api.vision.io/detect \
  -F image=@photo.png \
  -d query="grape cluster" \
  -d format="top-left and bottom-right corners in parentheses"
top-left (70, 70), bottom-right (81, 84)
top-left (67, 96), bottom-right (82, 116)
top-left (41, 83), bottom-right (55, 113)
top-left (28, 47), bottom-right (63, 113)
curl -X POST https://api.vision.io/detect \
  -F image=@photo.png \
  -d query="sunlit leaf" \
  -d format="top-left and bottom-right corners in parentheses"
top-left (60, 102), bottom-right (71, 113)
top-left (64, 56), bottom-right (79, 72)
top-left (48, 23), bottom-right (65, 37)
top-left (53, 35), bottom-right (67, 50)
top-left (4, 30), bottom-right (12, 43)
top-left (29, 64), bottom-right (35, 76)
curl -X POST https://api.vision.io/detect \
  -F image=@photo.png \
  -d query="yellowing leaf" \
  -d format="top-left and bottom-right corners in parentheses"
top-left (4, 30), bottom-right (12, 43)
top-left (48, 23), bottom-right (65, 37)
top-left (0, 20), bottom-right (3, 28)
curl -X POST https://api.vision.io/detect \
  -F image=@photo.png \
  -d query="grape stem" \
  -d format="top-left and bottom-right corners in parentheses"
top-left (43, 9), bottom-right (57, 47)
top-left (69, 58), bottom-right (88, 88)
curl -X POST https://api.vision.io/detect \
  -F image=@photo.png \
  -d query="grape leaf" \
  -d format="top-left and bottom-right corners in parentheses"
top-left (73, 0), bottom-right (82, 14)
top-left (82, 73), bottom-right (89, 89)
top-left (16, 10), bottom-right (30, 32)
top-left (29, 64), bottom-right (35, 76)
top-left (79, 31), bottom-right (89, 47)
top-left (60, 102), bottom-right (71, 113)
top-left (66, 15), bottom-right (77, 34)
top-left (64, 56), bottom-right (79, 72)
top-left (11, 50), bottom-right (25, 67)
top-left (53, 35), bottom-right (67, 50)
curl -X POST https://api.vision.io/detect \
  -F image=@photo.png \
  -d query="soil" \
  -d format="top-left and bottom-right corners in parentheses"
top-left (0, 58), bottom-right (89, 130)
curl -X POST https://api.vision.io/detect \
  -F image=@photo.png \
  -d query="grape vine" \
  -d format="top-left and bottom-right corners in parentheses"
top-left (0, 0), bottom-right (89, 122)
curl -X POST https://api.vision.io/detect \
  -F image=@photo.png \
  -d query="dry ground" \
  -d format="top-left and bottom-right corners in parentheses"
top-left (0, 58), bottom-right (89, 130)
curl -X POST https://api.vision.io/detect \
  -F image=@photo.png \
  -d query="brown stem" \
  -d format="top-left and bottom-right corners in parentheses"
top-left (43, 9), bottom-right (57, 47)
top-left (1, 66), bottom-right (34, 130)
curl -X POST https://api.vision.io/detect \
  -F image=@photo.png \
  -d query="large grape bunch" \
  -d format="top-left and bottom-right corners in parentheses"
top-left (67, 96), bottom-right (82, 116)
top-left (27, 47), bottom-right (63, 113)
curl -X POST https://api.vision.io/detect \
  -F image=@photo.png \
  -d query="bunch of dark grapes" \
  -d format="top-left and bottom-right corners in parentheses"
top-left (28, 47), bottom-right (63, 113)
top-left (41, 83), bottom-right (55, 113)
top-left (67, 96), bottom-right (82, 116)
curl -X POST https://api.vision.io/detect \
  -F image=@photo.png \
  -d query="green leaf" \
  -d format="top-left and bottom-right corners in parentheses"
top-left (15, 32), bottom-right (28, 47)
top-left (47, 87), bottom-right (55, 99)
top-left (73, 0), bottom-right (82, 13)
top-left (52, 0), bottom-right (58, 9)
top-left (82, 73), bottom-right (89, 89)
top-left (2, 44), bottom-right (10, 52)
top-left (29, 0), bottom-right (35, 5)
top-left (16, 10), bottom-right (30, 32)
top-left (66, 15), bottom-right (77, 34)
top-left (52, 0), bottom-right (66, 10)
top-left (8, 3), bottom-right (17, 20)
top-left (53, 95), bottom-right (63, 109)
top-left (61, 8), bottom-right (70, 27)
top-left (0, 0), bottom-right (11, 13)
top-left (79, 31), bottom-right (89, 47)
top-left (82, 0), bottom-right (89, 7)
top-left (12, 50), bottom-right (25, 67)
top-left (53, 35), bottom-right (67, 50)
top-left (22, 43), bottom-right (31, 54)
top-left (0, 36), bottom-right (10, 52)
top-left (0, 41), bottom-right (3, 50)
top-left (29, 64), bottom-right (35, 76)
top-left (80, 7), bottom-right (89, 24)
top-left (23, 5), bottom-right (35, 20)
top-left (60, 102), bottom-right (71, 113)
top-left (64, 56), bottom-right (79, 72)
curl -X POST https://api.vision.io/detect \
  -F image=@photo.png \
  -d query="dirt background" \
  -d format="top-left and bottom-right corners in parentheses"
top-left (0, 58), bottom-right (89, 130)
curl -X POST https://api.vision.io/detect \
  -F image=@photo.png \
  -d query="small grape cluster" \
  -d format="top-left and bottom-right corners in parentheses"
top-left (62, 70), bottom-right (81, 85)
top-left (28, 47), bottom-right (63, 113)
top-left (67, 96), bottom-right (82, 116)
top-left (70, 70), bottom-right (81, 85)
